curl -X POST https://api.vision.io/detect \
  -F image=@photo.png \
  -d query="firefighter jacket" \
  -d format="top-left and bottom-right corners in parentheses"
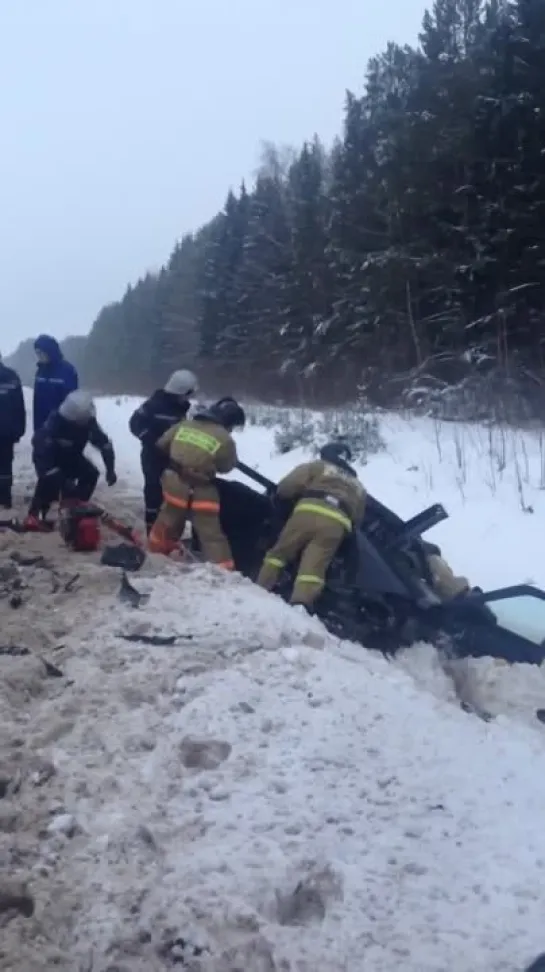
top-left (156, 414), bottom-right (237, 485)
top-left (275, 459), bottom-right (366, 531)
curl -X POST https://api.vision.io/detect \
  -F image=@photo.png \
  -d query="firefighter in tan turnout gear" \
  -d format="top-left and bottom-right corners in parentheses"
top-left (148, 397), bottom-right (246, 567)
top-left (257, 442), bottom-right (366, 607)
top-left (425, 545), bottom-right (470, 599)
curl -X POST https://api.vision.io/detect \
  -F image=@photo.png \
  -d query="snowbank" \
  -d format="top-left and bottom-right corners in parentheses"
top-left (3, 560), bottom-right (545, 971)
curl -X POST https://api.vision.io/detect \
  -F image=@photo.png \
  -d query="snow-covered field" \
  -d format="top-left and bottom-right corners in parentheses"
top-left (2, 392), bottom-right (545, 971)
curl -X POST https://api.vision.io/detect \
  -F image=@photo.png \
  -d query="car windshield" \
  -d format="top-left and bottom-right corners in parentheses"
top-left (488, 594), bottom-right (545, 646)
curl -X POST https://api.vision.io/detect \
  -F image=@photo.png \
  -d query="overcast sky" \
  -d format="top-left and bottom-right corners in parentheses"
top-left (0, 0), bottom-right (425, 354)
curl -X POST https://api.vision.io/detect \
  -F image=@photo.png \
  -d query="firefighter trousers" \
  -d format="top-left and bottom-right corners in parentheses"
top-left (427, 553), bottom-right (469, 599)
top-left (257, 509), bottom-right (346, 606)
top-left (148, 470), bottom-right (234, 568)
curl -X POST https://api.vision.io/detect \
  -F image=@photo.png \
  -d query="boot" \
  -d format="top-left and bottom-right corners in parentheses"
top-left (23, 514), bottom-right (51, 532)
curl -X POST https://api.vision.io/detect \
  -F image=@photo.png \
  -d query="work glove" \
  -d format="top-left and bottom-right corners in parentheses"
top-left (106, 469), bottom-right (117, 487)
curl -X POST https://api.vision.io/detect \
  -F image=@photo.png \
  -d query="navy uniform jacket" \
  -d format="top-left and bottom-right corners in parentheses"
top-left (129, 389), bottom-right (190, 472)
top-left (32, 410), bottom-right (115, 478)
top-left (0, 362), bottom-right (26, 441)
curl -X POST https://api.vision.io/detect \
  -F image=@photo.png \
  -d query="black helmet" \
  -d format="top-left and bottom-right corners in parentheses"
top-left (320, 441), bottom-right (353, 465)
top-left (208, 396), bottom-right (246, 430)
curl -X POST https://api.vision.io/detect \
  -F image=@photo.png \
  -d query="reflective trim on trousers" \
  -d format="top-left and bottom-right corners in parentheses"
top-left (293, 501), bottom-right (351, 531)
top-left (295, 574), bottom-right (323, 584)
top-left (163, 490), bottom-right (220, 513)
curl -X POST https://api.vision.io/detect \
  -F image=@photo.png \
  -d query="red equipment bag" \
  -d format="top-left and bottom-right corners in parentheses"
top-left (59, 502), bottom-right (102, 552)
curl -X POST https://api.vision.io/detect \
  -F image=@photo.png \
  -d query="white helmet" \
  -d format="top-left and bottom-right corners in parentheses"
top-left (164, 369), bottom-right (198, 397)
top-left (59, 390), bottom-right (96, 424)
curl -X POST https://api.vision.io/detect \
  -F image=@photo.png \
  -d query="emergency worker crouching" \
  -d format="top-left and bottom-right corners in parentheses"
top-left (129, 369), bottom-right (198, 533)
top-left (25, 390), bottom-right (117, 528)
top-left (257, 442), bottom-right (366, 607)
top-left (148, 396), bottom-right (246, 567)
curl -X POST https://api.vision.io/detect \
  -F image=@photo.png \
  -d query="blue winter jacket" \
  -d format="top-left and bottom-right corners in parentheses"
top-left (0, 362), bottom-right (26, 442)
top-left (33, 334), bottom-right (78, 432)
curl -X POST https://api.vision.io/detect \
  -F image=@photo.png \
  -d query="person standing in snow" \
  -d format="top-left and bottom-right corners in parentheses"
top-left (0, 353), bottom-right (26, 508)
top-left (129, 369), bottom-right (198, 533)
top-left (33, 334), bottom-right (78, 432)
top-left (148, 396), bottom-right (245, 566)
top-left (25, 390), bottom-right (116, 528)
top-left (257, 442), bottom-right (366, 609)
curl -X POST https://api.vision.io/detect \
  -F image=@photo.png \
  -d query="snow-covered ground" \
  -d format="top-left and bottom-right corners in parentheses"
top-left (2, 392), bottom-right (545, 970)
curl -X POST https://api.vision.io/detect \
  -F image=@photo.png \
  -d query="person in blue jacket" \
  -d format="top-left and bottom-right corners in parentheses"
top-left (33, 334), bottom-right (78, 432)
top-left (0, 353), bottom-right (26, 508)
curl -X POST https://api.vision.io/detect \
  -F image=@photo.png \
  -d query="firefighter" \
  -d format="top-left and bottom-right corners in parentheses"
top-left (423, 541), bottom-right (470, 599)
top-left (129, 369), bottom-right (198, 533)
top-left (148, 396), bottom-right (246, 566)
top-left (25, 390), bottom-right (117, 528)
top-left (0, 353), bottom-right (26, 508)
top-left (257, 441), bottom-right (366, 608)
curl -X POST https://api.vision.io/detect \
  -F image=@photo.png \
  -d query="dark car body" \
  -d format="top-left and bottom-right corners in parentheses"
top-left (197, 469), bottom-right (545, 665)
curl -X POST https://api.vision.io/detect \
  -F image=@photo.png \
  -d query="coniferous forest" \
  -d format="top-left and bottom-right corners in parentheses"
top-left (9, 0), bottom-right (545, 416)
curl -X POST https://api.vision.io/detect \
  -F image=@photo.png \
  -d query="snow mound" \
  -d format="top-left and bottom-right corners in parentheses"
top-left (2, 559), bottom-right (545, 971)
top-left (395, 640), bottom-right (545, 730)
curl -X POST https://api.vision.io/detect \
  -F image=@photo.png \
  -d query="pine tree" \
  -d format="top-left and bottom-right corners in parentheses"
top-left (228, 172), bottom-right (293, 394)
top-left (284, 138), bottom-right (332, 375)
top-left (198, 187), bottom-right (250, 389)
top-left (153, 234), bottom-right (201, 383)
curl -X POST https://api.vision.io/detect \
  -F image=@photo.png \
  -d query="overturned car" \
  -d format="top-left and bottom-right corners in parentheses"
top-left (198, 461), bottom-right (545, 666)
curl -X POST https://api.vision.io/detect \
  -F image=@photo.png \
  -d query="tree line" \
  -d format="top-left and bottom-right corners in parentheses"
top-left (9, 0), bottom-right (545, 417)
